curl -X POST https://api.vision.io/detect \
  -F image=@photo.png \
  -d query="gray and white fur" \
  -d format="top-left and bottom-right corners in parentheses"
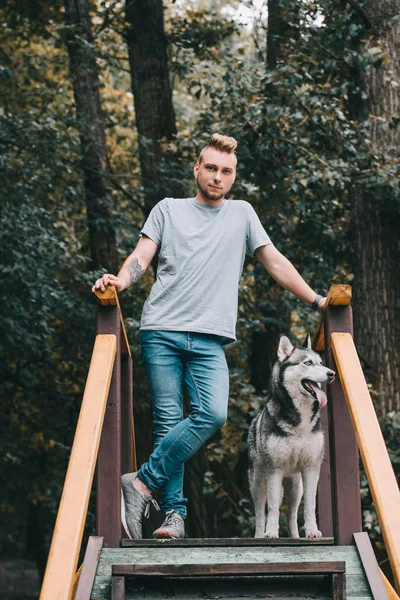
top-left (248, 335), bottom-right (335, 538)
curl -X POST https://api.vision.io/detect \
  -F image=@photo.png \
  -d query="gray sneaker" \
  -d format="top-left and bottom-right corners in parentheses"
top-left (152, 510), bottom-right (185, 539)
top-left (121, 472), bottom-right (159, 539)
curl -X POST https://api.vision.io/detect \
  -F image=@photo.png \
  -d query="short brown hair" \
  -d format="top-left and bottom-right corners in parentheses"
top-left (198, 133), bottom-right (238, 164)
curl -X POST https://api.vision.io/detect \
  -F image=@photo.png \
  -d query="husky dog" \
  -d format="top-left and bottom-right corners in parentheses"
top-left (248, 335), bottom-right (335, 539)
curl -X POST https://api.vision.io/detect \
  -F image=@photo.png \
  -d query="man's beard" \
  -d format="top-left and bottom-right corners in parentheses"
top-left (196, 179), bottom-right (230, 202)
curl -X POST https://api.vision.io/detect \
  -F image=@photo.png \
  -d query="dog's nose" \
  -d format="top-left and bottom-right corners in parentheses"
top-left (327, 370), bottom-right (335, 378)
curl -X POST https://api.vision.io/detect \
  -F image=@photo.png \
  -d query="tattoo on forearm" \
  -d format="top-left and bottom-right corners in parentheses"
top-left (127, 258), bottom-right (145, 284)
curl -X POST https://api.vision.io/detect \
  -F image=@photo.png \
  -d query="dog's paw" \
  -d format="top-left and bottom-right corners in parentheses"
top-left (263, 531), bottom-right (279, 539)
top-left (305, 529), bottom-right (322, 538)
top-left (288, 532), bottom-right (300, 539)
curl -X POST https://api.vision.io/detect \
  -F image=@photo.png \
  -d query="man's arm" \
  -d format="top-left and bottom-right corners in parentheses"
top-left (255, 244), bottom-right (326, 311)
top-left (92, 236), bottom-right (158, 294)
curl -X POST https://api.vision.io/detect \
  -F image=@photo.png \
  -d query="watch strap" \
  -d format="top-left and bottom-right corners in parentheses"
top-left (311, 294), bottom-right (323, 311)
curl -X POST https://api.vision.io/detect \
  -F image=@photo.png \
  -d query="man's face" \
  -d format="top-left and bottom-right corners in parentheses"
top-left (194, 148), bottom-right (237, 202)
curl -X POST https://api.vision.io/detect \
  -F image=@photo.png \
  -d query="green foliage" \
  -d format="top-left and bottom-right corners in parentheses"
top-left (0, 6), bottom-right (146, 558)
top-left (361, 410), bottom-right (400, 542)
top-left (360, 409), bottom-right (400, 579)
top-left (166, 6), bottom-right (238, 82)
top-left (0, 0), bottom-right (398, 568)
top-left (167, 0), bottom-right (399, 538)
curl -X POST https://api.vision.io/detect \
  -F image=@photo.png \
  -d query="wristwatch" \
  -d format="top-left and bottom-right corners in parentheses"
top-left (311, 294), bottom-right (322, 311)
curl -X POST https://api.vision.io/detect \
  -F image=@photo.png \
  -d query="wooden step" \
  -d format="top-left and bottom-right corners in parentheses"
top-left (121, 536), bottom-right (335, 547)
top-left (113, 560), bottom-right (346, 576)
top-left (91, 543), bottom-right (372, 600)
top-left (111, 561), bottom-right (346, 600)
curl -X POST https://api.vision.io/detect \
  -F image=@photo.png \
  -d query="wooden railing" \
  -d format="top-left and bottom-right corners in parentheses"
top-left (332, 332), bottom-right (400, 592)
top-left (39, 334), bottom-right (116, 600)
top-left (40, 286), bottom-right (136, 600)
top-left (313, 284), bottom-right (362, 544)
top-left (313, 284), bottom-right (400, 593)
top-left (39, 282), bottom-right (399, 598)
top-left (94, 286), bottom-right (136, 547)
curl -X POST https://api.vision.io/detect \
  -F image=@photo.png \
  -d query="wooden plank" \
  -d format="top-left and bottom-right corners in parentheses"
top-left (332, 333), bottom-right (400, 591)
top-left (317, 372), bottom-right (334, 538)
top-left (111, 575), bottom-right (125, 600)
top-left (92, 545), bottom-right (369, 600)
top-left (354, 533), bottom-right (390, 600)
top-left (94, 286), bottom-right (131, 356)
top-left (96, 544), bottom-right (364, 568)
top-left (121, 575), bottom-right (347, 600)
top-left (131, 417), bottom-right (137, 472)
top-left (380, 570), bottom-right (400, 600)
top-left (71, 564), bottom-right (82, 600)
top-left (120, 575), bottom-right (369, 600)
top-left (95, 286), bottom-right (118, 306)
top-left (74, 537), bottom-right (103, 600)
top-left (39, 335), bottom-right (116, 600)
top-left (112, 561), bottom-right (346, 577)
top-left (313, 284), bottom-right (352, 351)
top-left (121, 355), bottom-right (136, 475)
top-left (332, 572), bottom-right (347, 600)
top-left (121, 537), bottom-right (335, 547)
top-left (96, 307), bottom-right (122, 548)
top-left (314, 286), bottom-right (352, 537)
top-left (324, 306), bottom-right (362, 545)
top-left (325, 285), bottom-right (352, 306)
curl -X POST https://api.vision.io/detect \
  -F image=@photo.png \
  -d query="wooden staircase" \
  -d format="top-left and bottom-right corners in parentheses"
top-left (72, 535), bottom-right (392, 600)
top-left (39, 286), bottom-right (400, 600)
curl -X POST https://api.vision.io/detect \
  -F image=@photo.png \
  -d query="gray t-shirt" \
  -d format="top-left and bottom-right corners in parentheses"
top-left (140, 197), bottom-right (272, 343)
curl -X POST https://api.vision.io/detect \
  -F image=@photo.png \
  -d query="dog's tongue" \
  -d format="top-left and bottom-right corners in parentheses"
top-left (310, 382), bottom-right (327, 408)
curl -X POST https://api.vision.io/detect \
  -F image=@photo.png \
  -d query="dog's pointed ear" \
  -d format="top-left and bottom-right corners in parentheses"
top-left (278, 335), bottom-right (294, 360)
top-left (303, 334), bottom-right (312, 350)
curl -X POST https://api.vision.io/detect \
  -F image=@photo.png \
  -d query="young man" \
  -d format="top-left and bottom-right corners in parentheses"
top-left (92, 134), bottom-right (326, 540)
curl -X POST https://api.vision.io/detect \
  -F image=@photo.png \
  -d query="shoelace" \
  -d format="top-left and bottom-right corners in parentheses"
top-left (163, 510), bottom-right (181, 526)
top-left (142, 496), bottom-right (160, 519)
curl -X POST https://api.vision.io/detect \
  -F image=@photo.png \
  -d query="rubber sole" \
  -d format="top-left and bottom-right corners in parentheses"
top-left (153, 530), bottom-right (176, 539)
top-left (121, 488), bottom-right (133, 540)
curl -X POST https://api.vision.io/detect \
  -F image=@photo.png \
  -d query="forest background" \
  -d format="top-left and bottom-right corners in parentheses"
top-left (0, 0), bottom-right (399, 593)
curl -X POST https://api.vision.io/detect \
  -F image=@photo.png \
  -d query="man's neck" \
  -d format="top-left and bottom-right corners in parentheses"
top-left (195, 192), bottom-right (224, 206)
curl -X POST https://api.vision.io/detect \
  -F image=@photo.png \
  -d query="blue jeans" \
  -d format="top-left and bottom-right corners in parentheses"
top-left (137, 330), bottom-right (229, 519)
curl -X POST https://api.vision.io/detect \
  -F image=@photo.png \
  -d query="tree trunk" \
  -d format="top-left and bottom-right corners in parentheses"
top-left (124, 0), bottom-right (215, 535)
top-left (26, 500), bottom-right (47, 583)
top-left (350, 0), bottom-right (400, 412)
top-left (267, 0), bottom-right (282, 69)
top-left (249, 0), bottom-right (291, 393)
top-left (64, 0), bottom-right (117, 272)
top-left (125, 0), bottom-right (184, 217)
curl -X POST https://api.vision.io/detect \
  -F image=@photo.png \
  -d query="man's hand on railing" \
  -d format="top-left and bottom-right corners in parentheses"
top-left (318, 297), bottom-right (327, 312)
top-left (92, 273), bottom-right (124, 294)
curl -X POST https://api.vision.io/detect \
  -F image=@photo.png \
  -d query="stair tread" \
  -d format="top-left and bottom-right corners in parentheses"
top-left (112, 560), bottom-right (346, 575)
top-left (121, 536), bottom-right (335, 547)
top-left (92, 545), bottom-right (372, 600)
